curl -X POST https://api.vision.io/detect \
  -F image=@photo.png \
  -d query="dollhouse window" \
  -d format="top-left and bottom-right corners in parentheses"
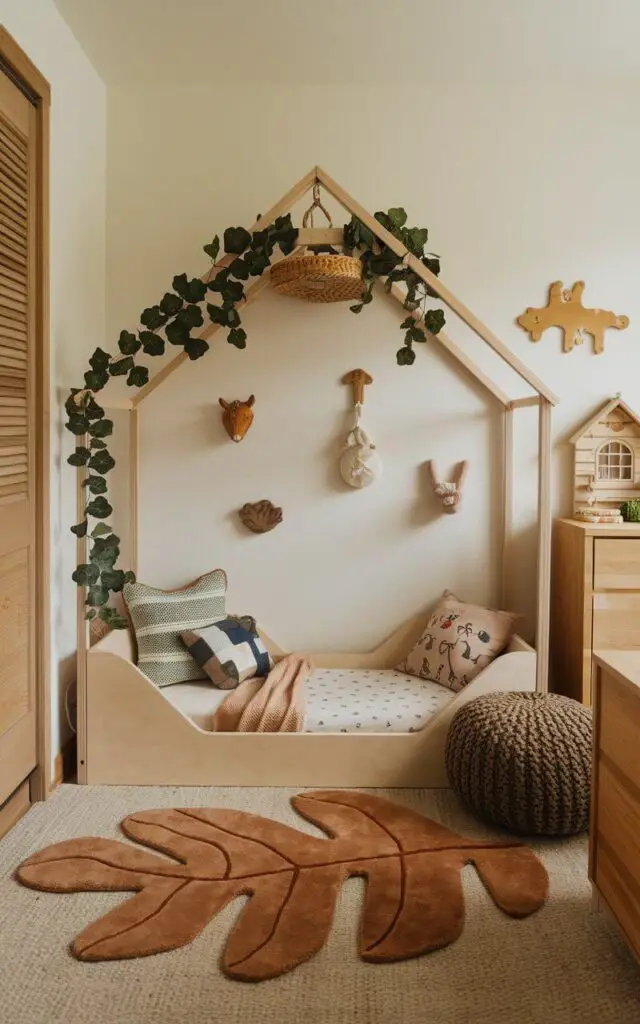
top-left (596, 440), bottom-right (633, 481)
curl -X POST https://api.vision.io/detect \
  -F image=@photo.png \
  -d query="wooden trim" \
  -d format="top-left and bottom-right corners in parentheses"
top-left (502, 405), bottom-right (514, 608)
top-left (129, 408), bottom-right (139, 574)
top-left (75, 445), bottom-right (89, 785)
top-left (0, 779), bottom-right (30, 839)
top-left (535, 399), bottom-right (552, 692)
top-left (386, 283), bottom-right (511, 407)
top-left (509, 396), bottom-right (541, 409)
top-left (0, 30), bottom-right (50, 800)
top-left (0, 28), bottom-right (50, 103)
top-left (315, 166), bottom-right (558, 406)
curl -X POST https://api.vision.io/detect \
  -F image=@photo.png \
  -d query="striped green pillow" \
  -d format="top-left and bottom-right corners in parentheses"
top-left (123, 569), bottom-right (227, 688)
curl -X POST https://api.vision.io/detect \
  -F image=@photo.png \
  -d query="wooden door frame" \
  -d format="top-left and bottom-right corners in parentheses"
top-left (0, 27), bottom-right (50, 801)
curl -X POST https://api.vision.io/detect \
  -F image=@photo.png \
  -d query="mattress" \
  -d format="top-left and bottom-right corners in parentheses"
top-left (163, 667), bottom-right (454, 734)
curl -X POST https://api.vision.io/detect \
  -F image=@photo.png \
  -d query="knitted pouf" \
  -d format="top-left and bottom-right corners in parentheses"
top-left (445, 691), bottom-right (592, 836)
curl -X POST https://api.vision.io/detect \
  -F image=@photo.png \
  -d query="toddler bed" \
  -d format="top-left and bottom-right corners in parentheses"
top-left (79, 614), bottom-right (535, 788)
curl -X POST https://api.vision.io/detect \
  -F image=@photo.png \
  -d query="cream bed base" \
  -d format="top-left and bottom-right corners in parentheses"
top-left (82, 616), bottom-right (535, 788)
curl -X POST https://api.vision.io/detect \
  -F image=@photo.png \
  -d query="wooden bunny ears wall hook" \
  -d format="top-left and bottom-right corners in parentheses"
top-left (428, 460), bottom-right (468, 514)
top-left (219, 396), bottom-right (255, 442)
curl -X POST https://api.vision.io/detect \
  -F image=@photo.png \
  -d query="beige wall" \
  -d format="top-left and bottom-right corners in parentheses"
top-left (105, 82), bottom-right (640, 650)
top-left (0, 0), bottom-right (106, 766)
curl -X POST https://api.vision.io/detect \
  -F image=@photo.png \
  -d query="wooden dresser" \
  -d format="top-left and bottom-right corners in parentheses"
top-left (590, 651), bottom-right (640, 965)
top-left (552, 519), bottom-right (640, 704)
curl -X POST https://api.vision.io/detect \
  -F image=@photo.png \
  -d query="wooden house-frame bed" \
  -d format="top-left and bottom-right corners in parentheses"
top-left (76, 167), bottom-right (559, 788)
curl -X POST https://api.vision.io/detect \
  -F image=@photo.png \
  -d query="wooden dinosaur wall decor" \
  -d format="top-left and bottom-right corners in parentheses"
top-left (517, 281), bottom-right (629, 354)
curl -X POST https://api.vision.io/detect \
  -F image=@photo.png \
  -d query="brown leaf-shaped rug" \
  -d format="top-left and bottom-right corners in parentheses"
top-left (16, 790), bottom-right (548, 982)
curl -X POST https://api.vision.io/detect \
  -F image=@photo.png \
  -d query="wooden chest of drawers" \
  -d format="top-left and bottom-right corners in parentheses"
top-left (590, 651), bottom-right (640, 965)
top-left (552, 519), bottom-right (640, 704)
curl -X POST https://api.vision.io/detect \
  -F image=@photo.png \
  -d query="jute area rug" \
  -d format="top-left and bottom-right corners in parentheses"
top-left (1, 786), bottom-right (639, 1024)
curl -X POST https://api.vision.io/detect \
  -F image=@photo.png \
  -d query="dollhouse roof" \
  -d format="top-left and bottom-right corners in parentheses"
top-left (100, 166), bottom-right (558, 412)
top-left (569, 396), bottom-right (640, 445)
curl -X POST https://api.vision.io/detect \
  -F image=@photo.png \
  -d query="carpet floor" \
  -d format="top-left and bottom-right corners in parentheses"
top-left (0, 784), bottom-right (639, 1024)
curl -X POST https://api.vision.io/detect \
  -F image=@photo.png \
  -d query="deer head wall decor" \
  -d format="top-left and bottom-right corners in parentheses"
top-left (219, 396), bottom-right (255, 442)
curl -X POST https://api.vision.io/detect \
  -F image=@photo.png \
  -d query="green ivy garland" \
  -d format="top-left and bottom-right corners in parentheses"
top-left (67, 206), bottom-right (444, 627)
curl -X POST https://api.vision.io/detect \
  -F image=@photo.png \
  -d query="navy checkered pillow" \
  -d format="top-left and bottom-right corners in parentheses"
top-left (181, 615), bottom-right (273, 689)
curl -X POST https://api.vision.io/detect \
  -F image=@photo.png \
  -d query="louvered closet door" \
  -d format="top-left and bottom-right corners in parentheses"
top-left (0, 68), bottom-right (37, 805)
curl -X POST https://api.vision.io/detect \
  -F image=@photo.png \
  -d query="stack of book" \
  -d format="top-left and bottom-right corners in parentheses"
top-left (574, 506), bottom-right (623, 524)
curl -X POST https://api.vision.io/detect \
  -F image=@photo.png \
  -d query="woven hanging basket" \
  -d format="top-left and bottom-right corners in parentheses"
top-left (271, 253), bottom-right (364, 303)
top-left (271, 182), bottom-right (364, 303)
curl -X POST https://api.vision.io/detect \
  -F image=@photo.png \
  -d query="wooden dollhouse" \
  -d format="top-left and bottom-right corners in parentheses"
top-left (571, 396), bottom-right (640, 516)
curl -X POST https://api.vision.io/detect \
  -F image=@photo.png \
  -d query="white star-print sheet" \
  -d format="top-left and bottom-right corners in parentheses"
top-left (164, 668), bottom-right (454, 733)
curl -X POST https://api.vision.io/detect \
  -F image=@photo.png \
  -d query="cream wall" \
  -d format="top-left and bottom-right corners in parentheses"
top-left (105, 81), bottom-right (640, 652)
top-left (0, 0), bottom-right (106, 766)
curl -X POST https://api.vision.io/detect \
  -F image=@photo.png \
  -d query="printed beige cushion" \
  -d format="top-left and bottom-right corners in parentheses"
top-left (398, 591), bottom-right (518, 692)
top-left (123, 569), bottom-right (227, 688)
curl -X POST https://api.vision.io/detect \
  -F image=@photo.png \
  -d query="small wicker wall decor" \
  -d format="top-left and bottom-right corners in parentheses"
top-left (271, 183), bottom-right (363, 303)
top-left (238, 500), bottom-right (283, 534)
top-left (517, 281), bottom-right (629, 355)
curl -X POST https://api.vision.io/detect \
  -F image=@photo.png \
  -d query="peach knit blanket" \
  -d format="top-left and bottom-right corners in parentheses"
top-left (212, 654), bottom-right (312, 732)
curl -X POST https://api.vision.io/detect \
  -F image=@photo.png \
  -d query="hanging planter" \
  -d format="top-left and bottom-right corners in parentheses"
top-left (271, 184), bottom-right (363, 303)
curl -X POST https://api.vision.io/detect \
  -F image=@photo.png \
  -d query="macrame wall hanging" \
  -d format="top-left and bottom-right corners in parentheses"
top-left (340, 369), bottom-right (381, 489)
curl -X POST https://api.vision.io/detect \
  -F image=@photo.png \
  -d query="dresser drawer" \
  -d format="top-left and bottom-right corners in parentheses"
top-left (596, 760), bottom-right (640, 883)
top-left (594, 538), bottom-right (640, 590)
top-left (595, 843), bottom-right (640, 961)
top-left (593, 593), bottom-right (640, 651)
top-left (598, 672), bottom-right (640, 784)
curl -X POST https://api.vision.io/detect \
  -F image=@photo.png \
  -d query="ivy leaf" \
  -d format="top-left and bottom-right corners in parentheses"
top-left (109, 356), bottom-right (134, 377)
top-left (84, 396), bottom-right (105, 421)
top-left (350, 302), bottom-right (364, 314)
top-left (89, 347), bottom-right (111, 373)
top-left (159, 292), bottom-right (183, 318)
top-left (225, 307), bottom-right (240, 329)
top-left (405, 227), bottom-right (429, 255)
top-left (72, 563), bottom-right (100, 586)
top-left (206, 303), bottom-right (226, 326)
top-left (177, 304), bottom-right (204, 330)
top-left (223, 279), bottom-right (245, 304)
top-left (100, 569), bottom-right (127, 593)
top-left (224, 226), bottom-right (252, 254)
top-left (66, 415), bottom-right (90, 436)
top-left (90, 437), bottom-right (107, 450)
top-left (127, 366), bottom-right (150, 388)
top-left (85, 495), bottom-right (113, 519)
top-left (228, 258), bottom-right (249, 281)
top-left (207, 270), bottom-right (229, 293)
top-left (140, 306), bottom-right (168, 331)
top-left (203, 237), bottom-right (220, 262)
top-left (67, 447), bottom-right (91, 467)
top-left (98, 606), bottom-right (129, 628)
top-left (166, 319), bottom-right (190, 346)
top-left (244, 250), bottom-right (270, 276)
top-left (227, 328), bottom-right (247, 349)
top-left (424, 309), bottom-right (445, 336)
top-left (422, 255), bottom-right (441, 276)
top-left (91, 523), bottom-right (112, 538)
top-left (139, 331), bottom-right (165, 357)
top-left (88, 418), bottom-right (113, 439)
top-left (85, 609), bottom-right (97, 621)
top-left (184, 338), bottom-right (210, 360)
top-left (85, 476), bottom-right (108, 495)
top-left (400, 316), bottom-right (415, 330)
top-left (407, 324), bottom-right (426, 343)
top-left (118, 330), bottom-right (140, 355)
top-left (124, 571), bottom-right (136, 585)
top-left (396, 346), bottom-right (416, 366)
top-left (84, 370), bottom-right (109, 392)
top-left (70, 521), bottom-right (88, 538)
top-left (86, 585), bottom-right (109, 607)
top-left (387, 207), bottom-right (407, 230)
top-left (88, 451), bottom-right (116, 474)
top-left (369, 250), bottom-right (400, 276)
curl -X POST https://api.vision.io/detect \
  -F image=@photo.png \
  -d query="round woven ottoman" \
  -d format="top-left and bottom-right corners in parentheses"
top-left (445, 692), bottom-right (592, 836)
